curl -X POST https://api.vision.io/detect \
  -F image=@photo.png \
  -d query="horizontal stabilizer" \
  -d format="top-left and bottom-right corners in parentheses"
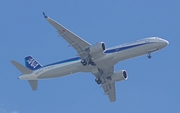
top-left (11, 60), bottom-right (33, 74)
top-left (28, 80), bottom-right (38, 91)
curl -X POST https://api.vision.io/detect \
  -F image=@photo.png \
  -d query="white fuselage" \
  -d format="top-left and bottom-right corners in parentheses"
top-left (19, 37), bottom-right (168, 80)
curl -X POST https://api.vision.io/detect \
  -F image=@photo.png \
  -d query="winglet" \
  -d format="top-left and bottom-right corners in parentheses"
top-left (43, 12), bottom-right (48, 18)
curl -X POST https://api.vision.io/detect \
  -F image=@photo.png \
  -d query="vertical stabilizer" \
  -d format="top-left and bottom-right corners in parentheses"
top-left (25, 56), bottom-right (42, 70)
top-left (28, 80), bottom-right (38, 91)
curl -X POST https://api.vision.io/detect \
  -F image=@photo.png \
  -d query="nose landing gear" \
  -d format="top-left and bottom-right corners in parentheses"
top-left (147, 53), bottom-right (151, 59)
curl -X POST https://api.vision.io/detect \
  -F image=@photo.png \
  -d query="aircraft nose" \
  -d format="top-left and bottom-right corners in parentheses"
top-left (165, 40), bottom-right (169, 45)
top-left (162, 39), bottom-right (169, 46)
top-left (158, 39), bottom-right (169, 49)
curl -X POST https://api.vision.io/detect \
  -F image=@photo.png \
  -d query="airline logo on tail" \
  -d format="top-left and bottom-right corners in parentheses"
top-left (25, 56), bottom-right (42, 70)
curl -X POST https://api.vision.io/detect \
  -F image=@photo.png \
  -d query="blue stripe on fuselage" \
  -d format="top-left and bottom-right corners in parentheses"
top-left (104, 42), bottom-right (151, 54)
top-left (43, 42), bottom-right (152, 67)
top-left (43, 57), bottom-right (81, 67)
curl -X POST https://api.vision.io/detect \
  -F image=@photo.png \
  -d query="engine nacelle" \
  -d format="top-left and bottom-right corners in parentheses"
top-left (89, 42), bottom-right (106, 55)
top-left (111, 70), bottom-right (128, 82)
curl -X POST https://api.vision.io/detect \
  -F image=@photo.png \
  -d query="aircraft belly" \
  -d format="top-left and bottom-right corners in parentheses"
top-left (93, 54), bottom-right (115, 68)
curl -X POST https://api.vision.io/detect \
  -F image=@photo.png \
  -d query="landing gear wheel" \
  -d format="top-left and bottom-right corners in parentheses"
top-left (95, 78), bottom-right (102, 84)
top-left (95, 78), bottom-right (99, 82)
top-left (81, 59), bottom-right (87, 66)
top-left (147, 54), bottom-right (151, 59)
top-left (97, 80), bottom-right (102, 84)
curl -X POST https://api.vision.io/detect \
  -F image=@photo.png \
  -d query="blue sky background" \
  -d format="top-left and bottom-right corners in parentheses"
top-left (0, 0), bottom-right (179, 113)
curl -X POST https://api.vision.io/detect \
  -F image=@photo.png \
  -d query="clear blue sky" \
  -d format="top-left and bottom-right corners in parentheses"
top-left (0, 1), bottom-right (179, 113)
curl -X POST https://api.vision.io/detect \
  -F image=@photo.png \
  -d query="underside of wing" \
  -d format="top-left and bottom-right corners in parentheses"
top-left (102, 81), bottom-right (116, 102)
top-left (43, 12), bottom-right (91, 57)
top-left (92, 66), bottom-right (117, 102)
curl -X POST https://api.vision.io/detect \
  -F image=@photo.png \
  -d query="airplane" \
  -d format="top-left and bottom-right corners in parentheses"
top-left (11, 12), bottom-right (169, 102)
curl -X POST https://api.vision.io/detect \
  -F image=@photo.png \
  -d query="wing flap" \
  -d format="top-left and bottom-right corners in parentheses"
top-left (102, 81), bottom-right (116, 102)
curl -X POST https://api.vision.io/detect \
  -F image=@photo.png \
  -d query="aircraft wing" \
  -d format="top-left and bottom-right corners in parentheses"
top-left (93, 66), bottom-right (116, 102)
top-left (43, 13), bottom-right (91, 58)
top-left (102, 80), bottom-right (116, 102)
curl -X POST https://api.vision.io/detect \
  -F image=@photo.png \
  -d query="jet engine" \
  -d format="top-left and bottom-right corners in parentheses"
top-left (111, 70), bottom-right (128, 82)
top-left (89, 42), bottom-right (106, 55)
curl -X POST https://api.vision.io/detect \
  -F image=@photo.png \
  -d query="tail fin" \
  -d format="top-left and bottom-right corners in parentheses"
top-left (25, 56), bottom-right (42, 70)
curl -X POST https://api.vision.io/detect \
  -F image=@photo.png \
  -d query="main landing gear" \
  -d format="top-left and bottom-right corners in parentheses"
top-left (95, 68), bottom-right (103, 84)
top-left (95, 78), bottom-right (102, 84)
top-left (81, 59), bottom-right (87, 66)
top-left (81, 59), bottom-right (96, 66)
